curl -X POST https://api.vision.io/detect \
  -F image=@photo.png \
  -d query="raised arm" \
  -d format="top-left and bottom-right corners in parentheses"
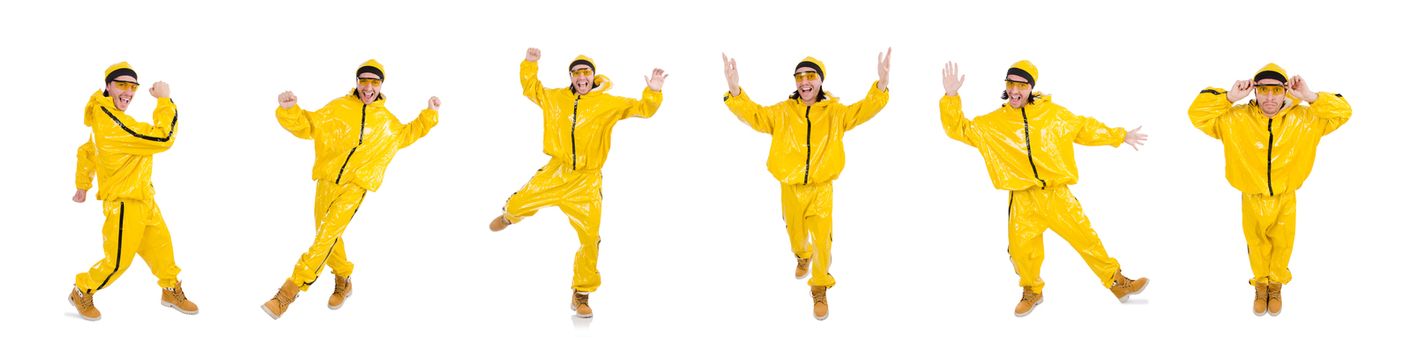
top-left (939, 61), bottom-right (979, 147)
top-left (97, 82), bottom-right (178, 156)
top-left (398, 97), bottom-right (441, 148)
top-left (521, 48), bottom-right (548, 107)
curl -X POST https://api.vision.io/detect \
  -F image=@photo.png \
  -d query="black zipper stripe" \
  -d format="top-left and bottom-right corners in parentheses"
top-left (804, 106), bottom-right (812, 185)
top-left (1020, 108), bottom-right (1046, 189)
top-left (1200, 89), bottom-right (1224, 95)
top-left (335, 104), bottom-right (369, 184)
top-left (571, 96), bottom-right (580, 170)
top-left (96, 202), bottom-right (125, 291)
top-left (303, 190), bottom-right (367, 287)
top-left (1266, 118), bottom-right (1274, 196)
top-left (101, 105), bottom-right (178, 142)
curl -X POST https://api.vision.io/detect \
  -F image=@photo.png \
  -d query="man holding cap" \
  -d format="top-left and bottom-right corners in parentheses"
top-left (261, 59), bottom-right (441, 319)
top-left (69, 62), bottom-right (199, 320)
top-left (487, 48), bottom-right (667, 318)
top-left (1187, 63), bottom-right (1351, 316)
top-left (720, 49), bottom-right (892, 320)
top-left (940, 60), bottom-right (1150, 317)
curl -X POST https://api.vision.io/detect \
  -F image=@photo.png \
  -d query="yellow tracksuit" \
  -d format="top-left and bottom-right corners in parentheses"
top-left (500, 60), bottom-right (662, 293)
top-left (276, 93), bottom-right (437, 290)
top-left (940, 94), bottom-right (1127, 293)
top-left (724, 84), bottom-right (889, 288)
top-left (73, 90), bottom-right (183, 293)
top-left (1188, 89), bottom-right (1351, 285)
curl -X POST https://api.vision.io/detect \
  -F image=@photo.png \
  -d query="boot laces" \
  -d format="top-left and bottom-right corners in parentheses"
top-left (76, 289), bottom-right (95, 309)
top-left (1021, 289), bottom-right (1040, 303)
top-left (166, 286), bottom-right (188, 303)
top-left (334, 277), bottom-right (351, 295)
top-left (812, 288), bottom-right (827, 305)
top-left (574, 293), bottom-right (589, 307)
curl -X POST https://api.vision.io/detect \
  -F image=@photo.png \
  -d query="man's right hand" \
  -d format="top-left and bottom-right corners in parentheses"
top-left (1228, 80), bottom-right (1253, 103)
top-left (279, 91), bottom-right (298, 109)
top-left (943, 61), bottom-right (965, 96)
top-left (722, 53), bottom-right (740, 96)
top-left (526, 48), bottom-right (541, 62)
top-left (72, 189), bottom-right (87, 203)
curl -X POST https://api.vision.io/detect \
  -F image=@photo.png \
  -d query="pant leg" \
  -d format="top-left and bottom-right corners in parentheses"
top-left (326, 238), bottom-right (354, 278)
top-left (289, 181), bottom-right (366, 291)
top-left (136, 202), bottom-right (182, 289)
top-left (1044, 186), bottom-right (1121, 288)
top-left (1268, 191), bottom-right (1297, 284)
top-left (1008, 190), bottom-right (1049, 294)
top-left (502, 162), bottom-right (571, 224)
top-left (561, 171), bottom-right (603, 293)
top-left (805, 183), bottom-right (835, 288)
top-left (75, 200), bottom-right (148, 293)
top-left (780, 183), bottom-right (812, 261)
top-left (1242, 193), bottom-right (1276, 285)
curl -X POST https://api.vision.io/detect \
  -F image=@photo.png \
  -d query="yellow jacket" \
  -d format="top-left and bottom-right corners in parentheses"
top-left (276, 93), bottom-right (437, 191)
top-left (724, 83), bottom-right (889, 185)
top-left (940, 95), bottom-right (1127, 191)
top-left (1188, 89), bottom-right (1351, 195)
top-left (75, 90), bottom-right (179, 201)
top-left (520, 60), bottom-right (663, 171)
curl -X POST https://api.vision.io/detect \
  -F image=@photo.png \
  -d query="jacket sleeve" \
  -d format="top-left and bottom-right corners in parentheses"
top-left (841, 81), bottom-right (889, 131)
top-left (1307, 91), bottom-right (1352, 136)
top-left (939, 95), bottom-right (979, 147)
top-left (618, 87), bottom-right (663, 120)
top-left (95, 98), bottom-right (178, 156)
top-left (275, 101), bottom-right (328, 140)
top-left (75, 138), bottom-right (96, 190)
top-left (397, 109), bottom-right (440, 148)
top-left (723, 88), bottom-right (779, 134)
top-left (521, 60), bottom-right (548, 107)
top-left (1059, 105), bottom-right (1127, 147)
top-left (1188, 87), bottom-right (1235, 139)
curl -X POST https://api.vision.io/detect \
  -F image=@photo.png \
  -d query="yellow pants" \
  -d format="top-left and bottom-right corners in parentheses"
top-left (75, 199), bottom-right (182, 293)
top-left (782, 182), bottom-right (835, 288)
top-left (1242, 191), bottom-right (1296, 285)
top-left (288, 180), bottom-right (366, 291)
top-left (502, 161), bottom-right (603, 293)
top-left (1008, 185), bottom-right (1121, 294)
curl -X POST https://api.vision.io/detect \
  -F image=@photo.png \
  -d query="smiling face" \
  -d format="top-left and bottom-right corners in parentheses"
top-left (570, 64), bottom-right (594, 95)
top-left (794, 67), bottom-right (821, 103)
top-left (356, 72), bottom-right (382, 104)
top-left (1253, 78), bottom-right (1287, 117)
top-left (106, 76), bottom-right (139, 111)
top-left (1005, 74), bottom-right (1032, 108)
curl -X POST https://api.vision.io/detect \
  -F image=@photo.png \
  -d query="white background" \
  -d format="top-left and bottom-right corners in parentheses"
top-left (2, 0), bottom-right (1404, 348)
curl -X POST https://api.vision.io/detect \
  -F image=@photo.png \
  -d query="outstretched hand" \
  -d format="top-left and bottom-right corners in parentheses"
top-left (722, 53), bottom-right (740, 96)
top-left (1125, 126), bottom-right (1148, 151)
top-left (645, 68), bottom-right (668, 91)
top-left (877, 47), bottom-right (892, 91)
top-left (943, 61), bottom-right (965, 96)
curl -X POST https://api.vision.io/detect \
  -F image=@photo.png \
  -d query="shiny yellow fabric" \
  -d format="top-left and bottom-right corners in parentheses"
top-left (289, 180), bottom-right (365, 291)
top-left (1007, 185), bottom-right (1120, 294)
top-left (940, 95), bottom-right (1127, 191)
top-left (78, 90), bottom-right (178, 201)
top-left (1187, 90), bottom-right (1352, 195)
top-left (782, 182), bottom-right (834, 288)
top-left (501, 161), bottom-right (604, 292)
top-left (74, 198), bottom-right (182, 292)
top-left (1243, 191), bottom-right (1296, 285)
top-left (724, 83), bottom-right (889, 185)
top-left (275, 94), bottom-right (438, 192)
top-left (519, 60), bottom-right (663, 171)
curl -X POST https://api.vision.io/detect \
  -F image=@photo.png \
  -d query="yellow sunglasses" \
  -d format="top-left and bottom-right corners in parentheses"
top-left (112, 80), bottom-right (140, 92)
top-left (358, 78), bottom-right (383, 87)
top-left (1004, 79), bottom-right (1031, 89)
top-left (793, 71), bottom-right (820, 82)
top-left (1255, 84), bottom-right (1286, 95)
top-left (571, 68), bottom-right (594, 78)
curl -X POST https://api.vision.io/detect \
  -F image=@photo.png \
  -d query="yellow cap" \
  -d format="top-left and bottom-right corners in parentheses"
top-left (104, 61), bottom-right (137, 83)
top-left (796, 56), bottom-right (827, 80)
top-left (357, 59), bottom-right (385, 80)
top-left (1253, 63), bottom-right (1288, 83)
top-left (1007, 60), bottom-right (1038, 86)
top-left (569, 55), bottom-right (596, 72)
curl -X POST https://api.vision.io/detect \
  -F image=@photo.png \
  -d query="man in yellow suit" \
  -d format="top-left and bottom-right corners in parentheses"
top-left (261, 60), bottom-right (441, 319)
top-left (720, 49), bottom-right (892, 321)
top-left (487, 48), bottom-right (667, 318)
top-left (1188, 63), bottom-right (1351, 317)
top-left (69, 62), bottom-right (199, 321)
top-left (939, 61), bottom-right (1150, 317)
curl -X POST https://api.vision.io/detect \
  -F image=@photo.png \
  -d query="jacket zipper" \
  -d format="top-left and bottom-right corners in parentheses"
top-left (1020, 107), bottom-right (1046, 190)
top-left (572, 95), bottom-right (580, 170)
top-left (335, 104), bottom-right (367, 184)
top-left (1266, 118), bottom-right (1274, 196)
top-left (803, 105), bottom-right (812, 185)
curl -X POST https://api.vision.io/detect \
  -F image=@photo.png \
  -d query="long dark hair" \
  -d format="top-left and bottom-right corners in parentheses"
top-left (790, 86), bottom-right (829, 102)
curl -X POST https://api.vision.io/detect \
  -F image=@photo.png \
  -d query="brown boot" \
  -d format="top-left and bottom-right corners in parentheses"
top-left (489, 214), bottom-right (511, 232)
top-left (68, 287), bottom-right (101, 321)
top-left (328, 275), bottom-right (353, 310)
top-left (571, 291), bottom-right (593, 318)
top-left (261, 279), bottom-right (300, 320)
top-left (1014, 287), bottom-right (1042, 317)
top-left (811, 286), bottom-right (829, 321)
top-left (1252, 282), bottom-right (1269, 316)
top-left (1109, 269), bottom-right (1149, 302)
top-left (161, 281), bottom-right (199, 315)
top-left (795, 257), bottom-right (811, 280)
top-left (1267, 282), bottom-right (1283, 316)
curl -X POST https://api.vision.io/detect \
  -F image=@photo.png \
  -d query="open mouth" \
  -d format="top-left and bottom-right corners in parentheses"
top-left (361, 90), bottom-right (375, 100)
top-left (119, 96), bottom-right (131, 105)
